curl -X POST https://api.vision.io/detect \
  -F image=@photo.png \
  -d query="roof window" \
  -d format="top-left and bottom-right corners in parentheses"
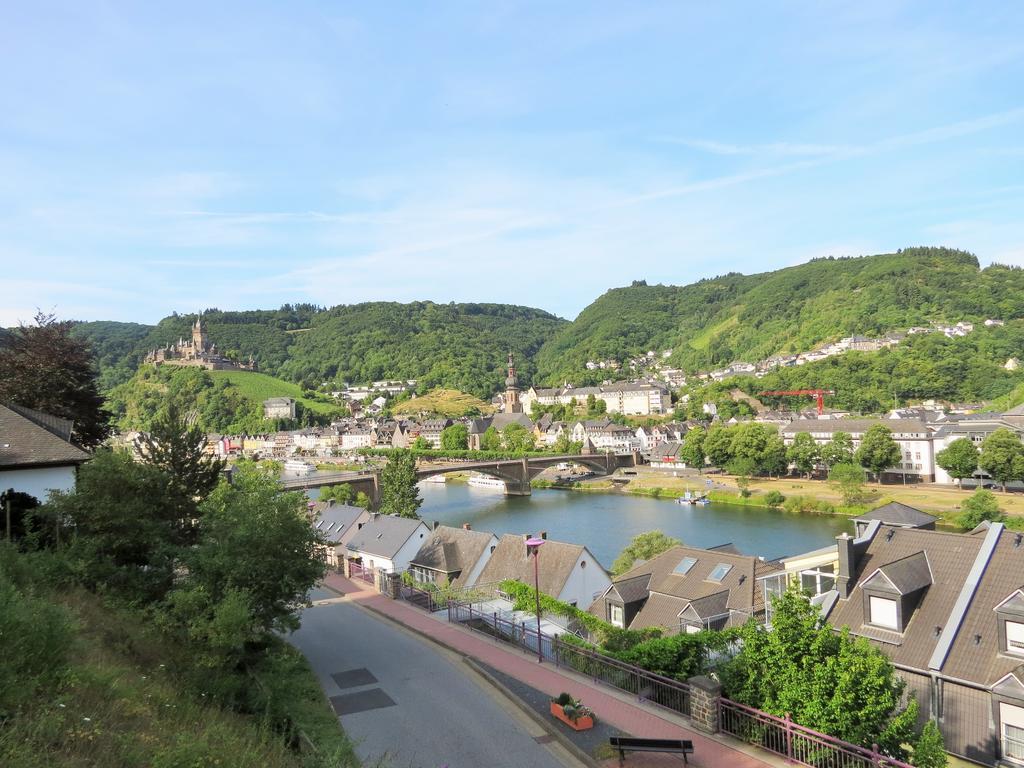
top-left (674, 556), bottom-right (697, 575)
top-left (708, 563), bottom-right (732, 582)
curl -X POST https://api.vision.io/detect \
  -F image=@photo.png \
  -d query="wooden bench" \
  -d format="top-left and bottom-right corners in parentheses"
top-left (609, 737), bottom-right (695, 765)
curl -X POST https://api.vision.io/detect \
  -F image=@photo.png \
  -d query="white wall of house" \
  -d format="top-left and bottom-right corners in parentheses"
top-left (556, 550), bottom-right (612, 608)
top-left (354, 523), bottom-right (431, 573)
top-left (0, 465), bottom-right (77, 502)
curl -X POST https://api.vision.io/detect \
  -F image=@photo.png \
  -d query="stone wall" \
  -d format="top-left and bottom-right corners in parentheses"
top-left (688, 675), bottom-right (722, 734)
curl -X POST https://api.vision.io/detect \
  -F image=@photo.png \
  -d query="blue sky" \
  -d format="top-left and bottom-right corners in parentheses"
top-left (2, 2), bottom-right (1023, 326)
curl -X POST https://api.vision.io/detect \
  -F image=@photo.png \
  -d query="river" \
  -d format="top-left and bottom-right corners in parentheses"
top-left (413, 482), bottom-right (852, 568)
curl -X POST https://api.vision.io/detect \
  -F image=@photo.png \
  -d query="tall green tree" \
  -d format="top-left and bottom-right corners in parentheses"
top-left (761, 433), bottom-right (789, 478)
top-left (610, 531), bottom-right (682, 576)
top-left (820, 432), bottom-right (854, 469)
top-left (856, 425), bottom-right (902, 483)
top-left (440, 423), bottom-right (469, 450)
top-left (0, 311), bottom-right (109, 448)
top-left (935, 438), bottom-right (979, 489)
top-left (911, 720), bottom-right (947, 768)
top-left (165, 463), bottom-right (326, 662)
top-left (501, 423), bottom-right (534, 452)
top-left (679, 426), bottom-right (706, 471)
top-left (956, 489), bottom-right (1003, 530)
top-left (319, 483), bottom-right (354, 505)
top-left (411, 435), bottom-right (431, 450)
top-left (46, 450), bottom-right (185, 602)
top-left (722, 585), bottom-right (918, 759)
top-left (979, 428), bottom-right (1024, 491)
top-left (480, 426), bottom-right (502, 451)
top-left (138, 402), bottom-right (226, 504)
top-left (829, 462), bottom-right (867, 505)
top-left (787, 432), bottom-right (820, 478)
top-left (378, 450), bottom-right (423, 518)
top-left (704, 426), bottom-right (733, 468)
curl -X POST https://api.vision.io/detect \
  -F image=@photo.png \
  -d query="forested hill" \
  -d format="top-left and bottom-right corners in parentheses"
top-left (73, 302), bottom-right (565, 399)
top-left (534, 247), bottom-right (1024, 384)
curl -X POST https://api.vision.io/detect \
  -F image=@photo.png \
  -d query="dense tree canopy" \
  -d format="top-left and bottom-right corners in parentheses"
top-left (610, 531), bottom-right (682, 575)
top-left (936, 438), bottom-right (979, 488)
top-left (378, 450), bottom-right (423, 518)
top-left (0, 311), bottom-right (110, 447)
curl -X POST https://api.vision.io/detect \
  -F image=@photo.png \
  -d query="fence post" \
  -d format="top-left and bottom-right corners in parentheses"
top-left (553, 634), bottom-right (559, 668)
top-left (493, 611), bottom-right (498, 640)
top-left (687, 676), bottom-right (721, 734)
top-left (871, 743), bottom-right (880, 768)
top-left (785, 713), bottom-right (793, 762)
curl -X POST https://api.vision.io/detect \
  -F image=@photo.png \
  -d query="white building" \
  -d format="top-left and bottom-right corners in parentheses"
top-left (344, 514), bottom-right (431, 573)
top-left (0, 403), bottom-right (89, 501)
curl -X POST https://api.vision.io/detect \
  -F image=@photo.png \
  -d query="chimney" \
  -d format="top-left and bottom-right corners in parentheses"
top-left (432, 520), bottom-right (440, 530)
top-left (836, 533), bottom-right (855, 598)
top-left (463, 523), bottom-right (472, 530)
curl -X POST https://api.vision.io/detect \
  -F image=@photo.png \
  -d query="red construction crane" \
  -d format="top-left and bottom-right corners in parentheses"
top-left (758, 389), bottom-right (835, 416)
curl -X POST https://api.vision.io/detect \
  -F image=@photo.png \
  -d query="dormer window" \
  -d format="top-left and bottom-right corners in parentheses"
top-left (860, 551), bottom-right (932, 634)
top-left (995, 589), bottom-right (1024, 657)
top-left (869, 596), bottom-right (899, 630)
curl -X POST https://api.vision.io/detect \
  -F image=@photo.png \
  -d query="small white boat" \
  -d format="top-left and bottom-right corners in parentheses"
top-left (283, 458), bottom-right (316, 475)
top-left (418, 475), bottom-right (447, 486)
top-left (468, 473), bottom-right (507, 490)
top-left (676, 489), bottom-right (710, 506)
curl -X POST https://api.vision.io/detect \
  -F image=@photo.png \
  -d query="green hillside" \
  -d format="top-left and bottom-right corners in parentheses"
top-left (208, 370), bottom-right (339, 416)
top-left (534, 247), bottom-right (1024, 384)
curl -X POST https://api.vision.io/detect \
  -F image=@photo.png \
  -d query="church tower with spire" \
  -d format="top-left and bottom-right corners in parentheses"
top-left (504, 351), bottom-right (522, 413)
top-left (192, 315), bottom-right (209, 355)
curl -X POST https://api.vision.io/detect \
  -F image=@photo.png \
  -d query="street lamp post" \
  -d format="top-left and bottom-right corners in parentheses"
top-left (526, 537), bottom-right (545, 663)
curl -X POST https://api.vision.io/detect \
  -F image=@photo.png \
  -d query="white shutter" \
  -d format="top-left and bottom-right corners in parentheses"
top-left (1007, 621), bottom-right (1024, 653)
top-left (869, 596), bottom-right (898, 629)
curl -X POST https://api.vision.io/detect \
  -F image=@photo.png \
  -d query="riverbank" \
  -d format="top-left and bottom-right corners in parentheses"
top-left (532, 468), bottom-right (1024, 529)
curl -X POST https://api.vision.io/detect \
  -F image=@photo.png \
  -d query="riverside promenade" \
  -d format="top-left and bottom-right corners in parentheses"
top-left (321, 572), bottom-right (778, 768)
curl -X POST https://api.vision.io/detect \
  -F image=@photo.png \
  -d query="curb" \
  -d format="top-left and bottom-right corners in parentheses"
top-left (463, 656), bottom-right (600, 768)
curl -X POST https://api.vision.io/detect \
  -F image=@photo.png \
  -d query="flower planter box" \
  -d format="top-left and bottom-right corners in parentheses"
top-left (550, 701), bottom-right (594, 731)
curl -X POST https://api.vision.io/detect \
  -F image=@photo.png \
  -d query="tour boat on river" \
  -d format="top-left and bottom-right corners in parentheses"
top-left (283, 458), bottom-right (317, 475)
top-left (467, 473), bottom-right (507, 490)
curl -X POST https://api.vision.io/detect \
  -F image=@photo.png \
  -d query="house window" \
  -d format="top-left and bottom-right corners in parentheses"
top-left (800, 564), bottom-right (836, 596)
top-left (869, 596), bottom-right (899, 629)
top-left (610, 604), bottom-right (624, 628)
top-left (1008, 621), bottom-right (1024, 655)
top-left (1001, 703), bottom-right (1024, 761)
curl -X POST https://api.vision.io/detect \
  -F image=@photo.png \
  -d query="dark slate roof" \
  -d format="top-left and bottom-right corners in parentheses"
top-left (478, 534), bottom-right (598, 597)
top-left (490, 413), bottom-right (533, 430)
top-left (827, 526), bottom-right (985, 669)
top-left (409, 525), bottom-right (496, 588)
top-left (589, 544), bottom-right (781, 633)
top-left (942, 527), bottom-right (1024, 686)
top-left (0, 403), bottom-right (89, 468)
top-left (864, 551), bottom-right (932, 595)
top-left (683, 590), bottom-right (730, 620)
top-left (852, 502), bottom-right (937, 529)
top-left (345, 515), bottom-right (427, 558)
top-left (311, 502), bottom-right (368, 544)
top-left (607, 573), bottom-right (652, 604)
top-left (783, 418), bottom-right (929, 436)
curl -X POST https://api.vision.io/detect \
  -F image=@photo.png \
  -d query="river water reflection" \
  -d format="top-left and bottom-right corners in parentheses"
top-left (415, 482), bottom-right (852, 567)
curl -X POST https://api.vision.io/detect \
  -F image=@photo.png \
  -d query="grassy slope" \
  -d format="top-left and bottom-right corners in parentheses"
top-left (392, 387), bottom-right (495, 417)
top-left (0, 586), bottom-right (356, 768)
top-left (209, 370), bottom-right (339, 416)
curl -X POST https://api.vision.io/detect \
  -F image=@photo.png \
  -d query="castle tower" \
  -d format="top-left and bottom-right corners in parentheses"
top-left (504, 351), bottom-right (522, 413)
top-left (192, 315), bottom-right (209, 354)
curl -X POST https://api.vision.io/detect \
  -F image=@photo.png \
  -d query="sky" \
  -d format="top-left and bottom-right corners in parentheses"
top-left (2, 2), bottom-right (1024, 326)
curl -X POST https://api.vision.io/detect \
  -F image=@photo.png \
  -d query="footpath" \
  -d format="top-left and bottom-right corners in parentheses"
top-left (322, 572), bottom-right (779, 768)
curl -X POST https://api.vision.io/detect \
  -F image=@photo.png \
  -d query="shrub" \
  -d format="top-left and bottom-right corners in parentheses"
top-left (764, 490), bottom-right (786, 507)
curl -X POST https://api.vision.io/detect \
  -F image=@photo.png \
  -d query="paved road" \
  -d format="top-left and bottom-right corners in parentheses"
top-left (289, 587), bottom-right (568, 768)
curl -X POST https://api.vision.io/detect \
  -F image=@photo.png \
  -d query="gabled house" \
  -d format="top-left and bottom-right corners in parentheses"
top-left (344, 514), bottom-right (431, 573)
top-left (824, 523), bottom-right (1024, 765)
top-left (475, 533), bottom-right (611, 608)
top-left (589, 544), bottom-right (781, 634)
top-left (408, 523), bottom-right (498, 589)
top-left (310, 500), bottom-right (372, 568)
top-left (0, 403), bottom-right (89, 501)
top-left (851, 502), bottom-right (937, 538)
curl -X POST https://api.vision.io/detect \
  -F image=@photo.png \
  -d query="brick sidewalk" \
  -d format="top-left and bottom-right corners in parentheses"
top-left (321, 573), bottom-right (778, 768)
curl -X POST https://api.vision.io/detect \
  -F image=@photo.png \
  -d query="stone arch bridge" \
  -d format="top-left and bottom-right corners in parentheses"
top-left (278, 452), bottom-right (642, 507)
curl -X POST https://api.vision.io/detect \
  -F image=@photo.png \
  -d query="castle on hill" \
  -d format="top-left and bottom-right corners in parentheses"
top-left (145, 316), bottom-right (256, 372)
